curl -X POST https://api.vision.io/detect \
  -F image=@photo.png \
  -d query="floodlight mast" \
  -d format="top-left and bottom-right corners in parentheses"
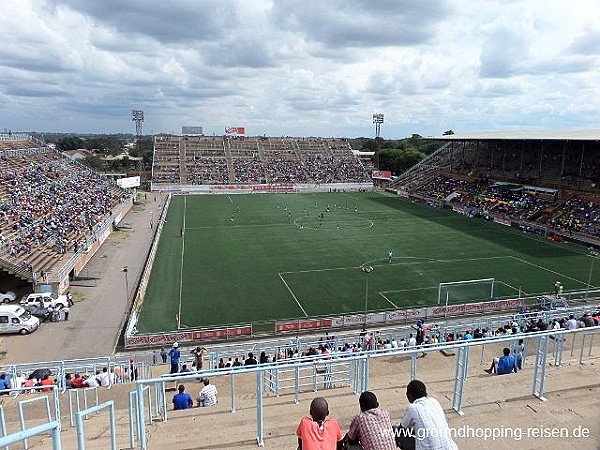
top-left (372, 113), bottom-right (384, 138)
top-left (132, 110), bottom-right (144, 139)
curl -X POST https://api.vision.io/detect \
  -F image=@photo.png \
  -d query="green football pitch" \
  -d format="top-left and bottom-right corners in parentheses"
top-left (136, 192), bottom-right (598, 333)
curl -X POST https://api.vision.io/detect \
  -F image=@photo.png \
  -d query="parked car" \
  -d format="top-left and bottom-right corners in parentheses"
top-left (0, 290), bottom-right (17, 304)
top-left (19, 292), bottom-right (67, 309)
top-left (23, 304), bottom-right (51, 322)
top-left (0, 305), bottom-right (40, 334)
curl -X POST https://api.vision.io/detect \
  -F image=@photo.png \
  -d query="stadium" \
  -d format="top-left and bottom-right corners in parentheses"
top-left (0, 129), bottom-right (598, 449)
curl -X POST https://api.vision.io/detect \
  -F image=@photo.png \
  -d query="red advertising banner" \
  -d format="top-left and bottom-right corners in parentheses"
top-left (225, 127), bottom-right (246, 136)
top-left (372, 170), bottom-right (392, 179)
top-left (275, 319), bottom-right (333, 333)
top-left (125, 325), bottom-right (252, 347)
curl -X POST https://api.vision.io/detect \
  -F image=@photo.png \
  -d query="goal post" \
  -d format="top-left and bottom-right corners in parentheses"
top-left (437, 278), bottom-right (496, 305)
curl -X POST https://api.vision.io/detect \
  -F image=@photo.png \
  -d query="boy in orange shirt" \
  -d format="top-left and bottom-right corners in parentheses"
top-left (296, 397), bottom-right (343, 450)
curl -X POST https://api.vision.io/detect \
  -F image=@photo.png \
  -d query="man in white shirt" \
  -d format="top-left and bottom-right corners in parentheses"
top-left (399, 379), bottom-right (458, 450)
top-left (408, 334), bottom-right (417, 347)
top-left (566, 314), bottom-right (579, 330)
top-left (197, 378), bottom-right (218, 407)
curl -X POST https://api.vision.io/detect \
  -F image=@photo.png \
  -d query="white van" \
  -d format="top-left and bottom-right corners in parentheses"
top-left (0, 305), bottom-right (40, 335)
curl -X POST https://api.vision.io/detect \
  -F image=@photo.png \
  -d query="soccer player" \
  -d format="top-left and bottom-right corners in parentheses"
top-left (388, 249), bottom-right (394, 263)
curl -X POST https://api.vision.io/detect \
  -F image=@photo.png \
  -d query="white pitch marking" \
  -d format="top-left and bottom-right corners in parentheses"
top-left (278, 272), bottom-right (308, 317)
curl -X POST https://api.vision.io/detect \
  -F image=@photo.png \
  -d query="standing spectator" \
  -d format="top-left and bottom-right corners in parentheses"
top-left (168, 342), bottom-right (181, 374)
top-left (296, 397), bottom-right (343, 450)
top-left (191, 346), bottom-right (208, 371)
top-left (160, 347), bottom-right (168, 364)
top-left (344, 391), bottom-right (396, 450)
top-left (197, 378), bottom-right (218, 407)
top-left (129, 358), bottom-right (138, 381)
top-left (398, 380), bottom-right (457, 450)
top-left (172, 385), bottom-right (193, 410)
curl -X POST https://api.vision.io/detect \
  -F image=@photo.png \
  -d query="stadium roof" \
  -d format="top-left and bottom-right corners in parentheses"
top-left (424, 130), bottom-right (600, 141)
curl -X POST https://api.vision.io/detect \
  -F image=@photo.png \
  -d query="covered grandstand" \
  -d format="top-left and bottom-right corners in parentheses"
top-left (390, 131), bottom-right (600, 246)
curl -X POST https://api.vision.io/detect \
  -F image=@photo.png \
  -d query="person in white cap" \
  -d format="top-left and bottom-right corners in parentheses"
top-left (168, 342), bottom-right (181, 374)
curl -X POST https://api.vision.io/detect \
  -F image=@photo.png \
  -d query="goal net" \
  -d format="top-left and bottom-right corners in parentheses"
top-left (438, 278), bottom-right (496, 305)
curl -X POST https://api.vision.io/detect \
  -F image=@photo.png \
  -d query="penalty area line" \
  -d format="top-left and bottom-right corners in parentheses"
top-left (378, 291), bottom-right (399, 309)
top-left (278, 272), bottom-right (308, 317)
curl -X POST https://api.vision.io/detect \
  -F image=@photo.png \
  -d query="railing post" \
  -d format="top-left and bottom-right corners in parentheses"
top-left (128, 391), bottom-right (137, 449)
top-left (256, 370), bottom-right (264, 447)
top-left (136, 382), bottom-right (147, 450)
top-left (294, 365), bottom-right (300, 404)
top-left (410, 353), bottom-right (417, 381)
top-left (230, 372), bottom-right (236, 413)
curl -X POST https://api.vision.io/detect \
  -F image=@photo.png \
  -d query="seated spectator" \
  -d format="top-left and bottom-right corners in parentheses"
top-left (197, 378), bottom-right (218, 407)
top-left (398, 379), bottom-right (458, 450)
top-left (484, 347), bottom-right (517, 375)
top-left (70, 373), bottom-right (86, 389)
top-left (0, 374), bottom-right (9, 395)
top-left (580, 311), bottom-right (595, 328)
top-left (23, 374), bottom-right (36, 392)
top-left (83, 374), bottom-right (100, 388)
top-left (173, 384), bottom-right (193, 410)
top-left (296, 397), bottom-right (343, 450)
top-left (244, 352), bottom-right (257, 365)
top-left (344, 391), bottom-right (396, 450)
top-left (40, 373), bottom-right (55, 392)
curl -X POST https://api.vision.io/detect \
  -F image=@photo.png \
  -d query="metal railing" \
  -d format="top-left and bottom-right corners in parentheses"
top-left (132, 325), bottom-right (600, 449)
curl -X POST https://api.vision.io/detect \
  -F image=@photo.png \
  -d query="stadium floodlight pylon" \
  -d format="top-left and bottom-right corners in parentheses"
top-left (437, 277), bottom-right (496, 306)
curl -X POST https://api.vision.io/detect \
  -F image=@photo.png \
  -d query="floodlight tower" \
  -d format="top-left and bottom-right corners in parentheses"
top-left (132, 110), bottom-right (144, 138)
top-left (372, 113), bottom-right (384, 138)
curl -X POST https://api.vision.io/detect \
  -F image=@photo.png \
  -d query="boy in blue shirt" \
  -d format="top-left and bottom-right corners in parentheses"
top-left (173, 385), bottom-right (193, 410)
top-left (484, 347), bottom-right (517, 374)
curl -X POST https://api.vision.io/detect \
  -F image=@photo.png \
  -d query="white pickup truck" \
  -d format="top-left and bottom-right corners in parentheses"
top-left (20, 292), bottom-right (68, 309)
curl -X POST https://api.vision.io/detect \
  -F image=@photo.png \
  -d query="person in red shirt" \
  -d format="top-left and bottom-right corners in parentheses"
top-left (70, 373), bottom-right (85, 389)
top-left (296, 397), bottom-right (343, 450)
top-left (40, 374), bottom-right (55, 392)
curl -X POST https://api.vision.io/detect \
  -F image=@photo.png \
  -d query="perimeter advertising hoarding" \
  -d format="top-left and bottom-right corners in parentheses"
top-left (182, 126), bottom-right (203, 135)
top-left (274, 298), bottom-right (526, 333)
top-left (372, 170), bottom-right (392, 179)
top-left (125, 325), bottom-right (252, 347)
top-left (117, 176), bottom-right (141, 188)
top-left (225, 127), bottom-right (246, 136)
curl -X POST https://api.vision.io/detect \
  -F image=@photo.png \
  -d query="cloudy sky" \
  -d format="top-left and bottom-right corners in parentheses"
top-left (1, 0), bottom-right (599, 138)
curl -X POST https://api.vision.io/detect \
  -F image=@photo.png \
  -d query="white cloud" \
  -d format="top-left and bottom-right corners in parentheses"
top-left (0, 0), bottom-right (598, 137)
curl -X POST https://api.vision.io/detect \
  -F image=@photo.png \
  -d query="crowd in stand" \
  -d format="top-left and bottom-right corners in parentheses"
top-left (201, 308), bottom-right (599, 371)
top-left (550, 197), bottom-right (600, 237)
top-left (152, 136), bottom-right (370, 186)
top-left (416, 175), bottom-right (600, 239)
top-left (0, 151), bottom-right (128, 263)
